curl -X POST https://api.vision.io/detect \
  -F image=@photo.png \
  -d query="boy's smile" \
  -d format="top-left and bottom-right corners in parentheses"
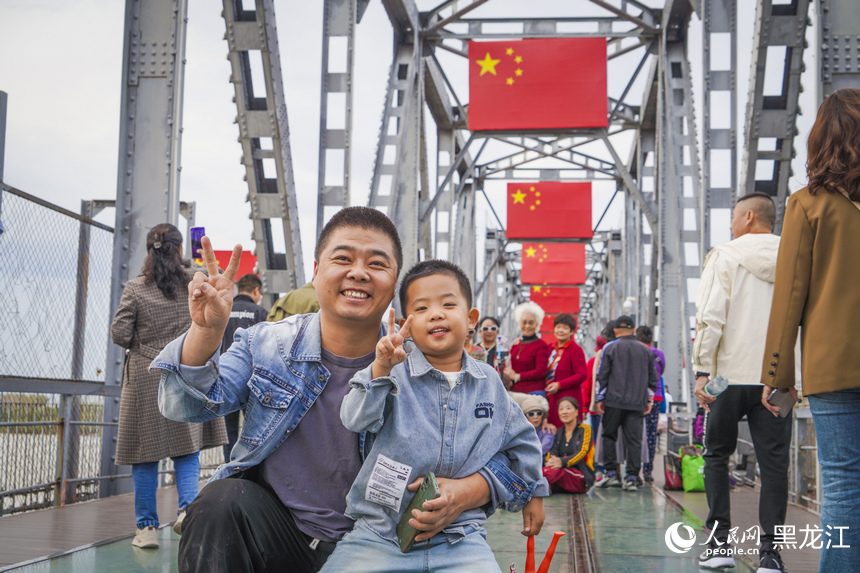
top-left (405, 274), bottom-right (479, 372)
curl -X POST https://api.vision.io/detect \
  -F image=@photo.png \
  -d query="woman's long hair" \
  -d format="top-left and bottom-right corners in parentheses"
top-left (807, 88), bottom-right (860, 200)
top-left (142, 224), bottom-right (190, 299)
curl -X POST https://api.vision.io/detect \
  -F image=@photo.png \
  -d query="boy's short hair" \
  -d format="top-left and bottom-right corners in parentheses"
top-left (399, 260), bottom-right (473, 311)
top-left (314, 207), bottom-right (403, 274)
top-left (635, 325), bottom-right (654, 344)
top-left (553, 313), bottom-right (577, 331)
top-left (236, 273), bottom-right (262, 294)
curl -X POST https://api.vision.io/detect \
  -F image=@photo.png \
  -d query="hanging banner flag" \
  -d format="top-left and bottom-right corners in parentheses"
top-left (506, 182), bottom-right (592, 240)
top-left (468, 37), bottom-right (607, 131)
top-left (213, 250), bottom-right (258, 280)
top-left (521, 243), bottom-right (587, 285)
top-left (530, 286), bottom-right (580, 314)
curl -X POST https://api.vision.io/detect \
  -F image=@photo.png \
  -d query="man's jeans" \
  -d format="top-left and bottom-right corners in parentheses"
top-left (703, 385), bottom-right (790, 549)
top-left (131, 451), bottom-right (200, 529)
top-left (319, 520), bottom-right (500, 573)
top-left (808, 388), bottom-right (860, 571)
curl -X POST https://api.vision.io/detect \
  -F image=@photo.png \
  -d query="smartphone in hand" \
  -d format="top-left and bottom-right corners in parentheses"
top-left (767, 388), bottom-right (798, 418)
top-left (395, 473), bottom-right (441, 553)
top-left (190, 226), bottom-right (205, 259)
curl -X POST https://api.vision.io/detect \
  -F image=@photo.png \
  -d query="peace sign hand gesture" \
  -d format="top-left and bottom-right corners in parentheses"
top-left (371, 309), bottom-right (413, 379)
top-left (188, 236), bottom-right (243, 334)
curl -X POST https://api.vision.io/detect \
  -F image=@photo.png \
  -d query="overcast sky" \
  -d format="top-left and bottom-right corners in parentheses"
top-left (1, 0), bottom-right (820, 283)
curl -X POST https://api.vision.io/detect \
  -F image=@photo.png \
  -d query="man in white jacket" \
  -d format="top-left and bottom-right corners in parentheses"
top-left (692, 192), bottom-right (791, 573)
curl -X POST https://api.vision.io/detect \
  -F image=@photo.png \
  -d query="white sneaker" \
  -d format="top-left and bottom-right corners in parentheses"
top-left (173, 510), bottom-right (186, 536)
top-left (698, 542), bottom-right (735, 569)
top-left (132, 525), bottom-right (159, 549)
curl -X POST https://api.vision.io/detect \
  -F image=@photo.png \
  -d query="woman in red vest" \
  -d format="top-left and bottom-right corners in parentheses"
top-left (545, 314), bottom-right (588, 427)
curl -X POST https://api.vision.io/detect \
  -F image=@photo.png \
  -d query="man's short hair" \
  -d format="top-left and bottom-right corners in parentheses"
top-left (736, 192), bottom-right (776, 231)
top-left (479, 316), bottom-right (500, 327)
top-left (399, 260), bottom-right (473, 311)
top-left (314, 207), bottom-right (403, 274)
top-left (553, 313), bottom-right (577, 331)
top-left (236, 274), bottom-right (262, 294)
top-left (635, 325), bottom-right (654, 345)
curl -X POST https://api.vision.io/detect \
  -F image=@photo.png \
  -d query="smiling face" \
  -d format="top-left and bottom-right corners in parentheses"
top-left (557, 400), bottom-right (579, 425)
top-left (519, 313), bottom-right (538, 337)
top-left (312, 226), bottom-right (398, 328)
top-left (405, 274), bottom-right (480, 371)
top-left (480, 319), bottom-right (499, 346)
top-left (554, 322), bottom-right (572, 344)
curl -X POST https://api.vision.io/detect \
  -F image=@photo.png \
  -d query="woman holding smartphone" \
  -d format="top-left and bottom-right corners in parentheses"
top-left (761, 88), bottom-right (860, 571)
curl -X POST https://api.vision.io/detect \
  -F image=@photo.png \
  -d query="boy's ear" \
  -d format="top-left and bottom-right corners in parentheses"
top-left (397, 317), bottom-right (407, 328)
top-left (467, 307), bottom-right (480, 328)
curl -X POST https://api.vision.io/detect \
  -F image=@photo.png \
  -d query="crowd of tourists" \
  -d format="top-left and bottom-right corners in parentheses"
top-left (107, 88), bottom-right (860, 573)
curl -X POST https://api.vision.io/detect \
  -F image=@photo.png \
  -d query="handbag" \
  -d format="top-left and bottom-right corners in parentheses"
top-left (663, 452), bottom-right (683, 490)
top-left (680, 445), bottom-right (706, 492)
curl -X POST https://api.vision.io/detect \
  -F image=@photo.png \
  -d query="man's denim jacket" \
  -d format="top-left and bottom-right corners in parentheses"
top-left (152, 313), bottom-right (537, 511)
top-left (342, 348), bottom-right (550, 545)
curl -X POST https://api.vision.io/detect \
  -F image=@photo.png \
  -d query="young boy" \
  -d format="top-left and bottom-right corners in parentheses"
top-left (320, 260), bottom-right (549, 572)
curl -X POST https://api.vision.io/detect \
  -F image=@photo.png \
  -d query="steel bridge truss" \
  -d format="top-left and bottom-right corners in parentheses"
top-left (108, 0), bottom-right (856, 425)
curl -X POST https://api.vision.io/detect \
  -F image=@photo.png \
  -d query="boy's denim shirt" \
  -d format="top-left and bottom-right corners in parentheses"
top-left (341, 348), bottom-right (550, 546)
top-left (151, 313), bottom-right (534, 510)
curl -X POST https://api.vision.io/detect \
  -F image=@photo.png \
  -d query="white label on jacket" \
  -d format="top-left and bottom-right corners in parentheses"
top-left (365, 453), bottom-right (411, 511)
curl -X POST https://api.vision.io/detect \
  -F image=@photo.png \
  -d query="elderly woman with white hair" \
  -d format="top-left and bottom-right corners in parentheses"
top-left (503, 301), bottom-right (551, 395)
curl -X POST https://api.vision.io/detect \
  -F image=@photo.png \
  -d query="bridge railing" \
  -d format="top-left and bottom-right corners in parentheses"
top-left (0, 185), bottom-right (221, 516)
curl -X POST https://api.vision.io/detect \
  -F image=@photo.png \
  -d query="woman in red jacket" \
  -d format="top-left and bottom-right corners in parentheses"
top-left (545, 314), bottom-right (588, 427)
top-left (504, 301), bottom-right (551, 395)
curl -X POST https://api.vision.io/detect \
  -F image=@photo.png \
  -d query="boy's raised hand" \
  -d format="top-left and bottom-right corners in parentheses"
top-left (372, 309), bottom-right (413, 379)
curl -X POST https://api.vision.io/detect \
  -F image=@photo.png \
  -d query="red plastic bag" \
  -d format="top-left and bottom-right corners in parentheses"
top-left (663, 452), bottom-right (683, 490)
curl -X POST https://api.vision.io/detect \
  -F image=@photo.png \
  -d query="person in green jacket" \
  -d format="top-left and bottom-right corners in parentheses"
top-left (267, 282), bottom-right (320, 322)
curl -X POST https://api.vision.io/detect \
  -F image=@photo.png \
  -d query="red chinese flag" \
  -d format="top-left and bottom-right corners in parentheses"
top-left (468, 38), bottom-right (607, 131)
top-left (540, 332), bottom-right (556, 345)
top-left (540, 314), bottom-right (555, 332)
top-left (213, 250), bottom-right (258, 280)
top-left (507, 182), bottom-right (592, 241)
top-left (521, 243), bottom-right (586, 285)
top-left (530, 286), bottom-right (580, 314)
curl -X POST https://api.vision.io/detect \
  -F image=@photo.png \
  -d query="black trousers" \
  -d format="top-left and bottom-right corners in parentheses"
top-left (703, 385), bottom-right (792, 549)
top-left (179, 476), bottom-right (336, 573)
top-left (602, 406), bottom-right (645, 476)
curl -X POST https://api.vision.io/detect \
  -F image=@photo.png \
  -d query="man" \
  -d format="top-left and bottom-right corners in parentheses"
top-left (692, 192), bottom-right (791, 573)
top-left (153, 207), bottom-right (539, 573)
top-left (220, 273), bottom-right (268, 462)
top-left (267, 281), bottom-right (319, 322)
top-left (594, 315), bottom-right (658, 491)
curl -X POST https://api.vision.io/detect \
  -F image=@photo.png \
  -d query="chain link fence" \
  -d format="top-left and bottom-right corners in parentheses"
top-left (0, 186), bottom-right (113, 382)
top-left (0, 185), bottom-right (222, 515)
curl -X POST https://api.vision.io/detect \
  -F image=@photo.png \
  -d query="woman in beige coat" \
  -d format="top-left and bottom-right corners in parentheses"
top-left (761, 89), bottom-right (860, 571)
top-left (111, 224), bottom-right (226, 549)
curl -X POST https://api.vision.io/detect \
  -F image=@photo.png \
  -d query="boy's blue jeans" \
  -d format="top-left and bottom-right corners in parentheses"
top-left (808, 388), bottom-right (860, 572)
top-left (319, 520), bottom-right (501, 573)
top-left (131, 451), bottom-right (200, 529)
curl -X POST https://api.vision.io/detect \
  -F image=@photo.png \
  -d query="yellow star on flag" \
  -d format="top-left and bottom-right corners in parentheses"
top-left (525, 246), bottom-right (537, 258)
top-left (533, 286), bottom-right (541, 293)
top-left (515, 69), bottom-right (523, 76)
top-left (515, 55), bottom-right (523, 63)
top-left (506, 48), bottom-right (514, 55)
top-left (511, 189), bottom-right (526, 204)
top-left (476, 53), bottom-right (500, 76)
top-left (506, 78), bottom-right (514, 85)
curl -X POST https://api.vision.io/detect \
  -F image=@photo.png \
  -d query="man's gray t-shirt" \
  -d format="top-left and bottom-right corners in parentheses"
top-left (260, 347), bottom-right (374, 542)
